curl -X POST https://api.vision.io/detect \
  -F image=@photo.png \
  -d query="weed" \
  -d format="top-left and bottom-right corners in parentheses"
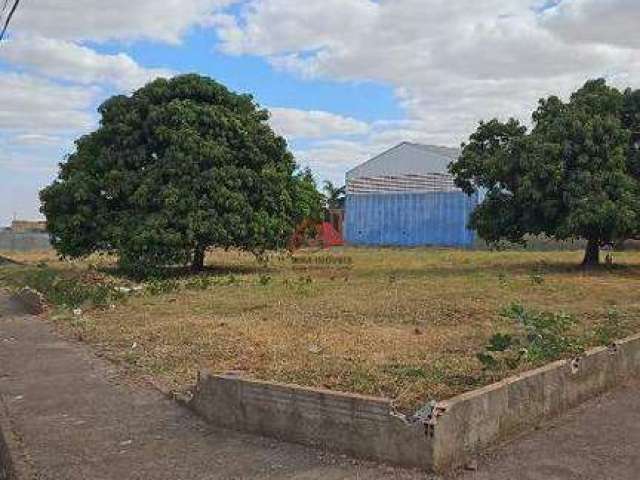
top-left (22, 267), bottom-right (124, 309)
top-left (383, 363), bottom-right (428, 380)
top-left (6, 247), bottom-right (640, 411)
top-left (477, 304), bottom-right (584, 371)
top-left (184, 275), bottom-right (212, 290)
top-left (529, 273), bottom-right (545, 285)
top-left (145, 278), bottom-right (180, 296)
top-left (593, 309), bottom-right (629, 345)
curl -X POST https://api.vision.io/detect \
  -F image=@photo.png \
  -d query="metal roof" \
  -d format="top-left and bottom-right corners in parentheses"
top-left (346, 142), bottom-right (460, 180)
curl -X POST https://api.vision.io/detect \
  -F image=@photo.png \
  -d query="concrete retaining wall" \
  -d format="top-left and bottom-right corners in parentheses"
top-left (433, 333), bottom-right (640, 469)
top-left (190, 332), bottom-right (640, 473)
top-left (190, 373), bottom-right (434, 468)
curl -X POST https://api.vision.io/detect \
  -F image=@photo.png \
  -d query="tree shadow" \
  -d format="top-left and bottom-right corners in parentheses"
top-left (386, 260), bottom-right (640, 280)
top-left (98, 263), bottom-right (271, 281)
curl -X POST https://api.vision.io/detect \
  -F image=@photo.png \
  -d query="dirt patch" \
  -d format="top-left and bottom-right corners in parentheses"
top-left (3, 248), bottom-right (640, 410)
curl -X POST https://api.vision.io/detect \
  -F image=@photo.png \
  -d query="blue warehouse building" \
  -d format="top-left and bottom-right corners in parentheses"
top-left (344, 142), bottom-right (479, 248)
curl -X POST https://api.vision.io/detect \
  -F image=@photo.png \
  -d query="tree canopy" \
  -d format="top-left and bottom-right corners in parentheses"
top-left (450, 79), bottom-right (640, 265)
top-left (41, 74), bottom-right (322, 275)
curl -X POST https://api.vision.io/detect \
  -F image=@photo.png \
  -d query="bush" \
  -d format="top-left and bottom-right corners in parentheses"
top-left (592, 309), bottom-right (629, 345)
top-left (144, 278), bottom-right (181, 296)
top-left (477, 304), bottom-right (584, 371)
top-left (23, 267), bottom-right (124, 309)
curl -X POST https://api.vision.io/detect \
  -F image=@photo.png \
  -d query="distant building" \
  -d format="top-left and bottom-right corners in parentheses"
top-left (0, 220), bottom-right (50, 251)
top-left (344, 142), bottom-right (479, 248)
top-left (10, 220), bottom-right (47, 233)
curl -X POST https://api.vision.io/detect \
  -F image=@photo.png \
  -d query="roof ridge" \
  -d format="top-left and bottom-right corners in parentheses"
top-left (345, 142), bottom-right (407, 176)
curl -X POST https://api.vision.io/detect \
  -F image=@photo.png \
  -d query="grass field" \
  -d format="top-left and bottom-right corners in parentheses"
top-left (2, 247), bottom-right (640, 411)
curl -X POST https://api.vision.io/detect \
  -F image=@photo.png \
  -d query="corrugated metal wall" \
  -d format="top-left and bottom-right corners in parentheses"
top-left (344, 191), bottom-right (478, 247)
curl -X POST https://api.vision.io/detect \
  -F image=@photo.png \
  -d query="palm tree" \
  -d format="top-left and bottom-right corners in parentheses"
top-left (1, 0), bottom-right (21, 42)
top-left (323, 180), bottom-right (346, 210)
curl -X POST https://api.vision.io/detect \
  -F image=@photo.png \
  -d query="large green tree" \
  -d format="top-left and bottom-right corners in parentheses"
top-left (450, 79), bottom-right (640, 266)
top-left (41, 74), bottom-right (321, 274)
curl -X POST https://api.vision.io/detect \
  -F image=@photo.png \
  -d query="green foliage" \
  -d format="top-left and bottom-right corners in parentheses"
top-left (529, 273), bottom-right (544, 285)
top-left (322, 180), bottom-right (346, 210)
top-left (144, 278), bottom-right (180, 296)
top-left (593, 309), bottom-right (629, 345)
top-left (292, 168), bottom-right (325, 224)
top-left (40, 74), bottom-right (322, 276)
top-left (451, 79), bottom-right (640, 265)
top-left (382, 363), bottom-right (428, 380)
top-left (22, 267), bottom-right (124, 309)
top-left (477, 304), bottom-right (584, 371)
top-left (184, 275), bottom-right (213, 290)
top-left (485, 332), bottom-right (514, 352)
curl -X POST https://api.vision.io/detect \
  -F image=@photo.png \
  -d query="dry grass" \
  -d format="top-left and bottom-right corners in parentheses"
top-left (3, 247), bottom-right (640, 411)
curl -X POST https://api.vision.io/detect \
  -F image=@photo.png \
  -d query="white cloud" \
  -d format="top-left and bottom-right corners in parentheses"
top-left (3, 0), bottom-right (640, 208)
top-left (11, 0), bottom-right (235, 44)
top-left (0, 1), bottom-right (238, 223)
top-left (269, 107), bottom-right (369, 140)
top-left (11, 134), bottom-right (63, 146)
top-left (0, 36), bottom-right (174, 90)
top-left (292, 140), bottom-right (374, 185)
top-left (212, 0), bottom-right (640, 182)
top-left (0, 73), bottom-right (97, 133)
top-left (541, 0), bottom-right (640, 48)
top-left (213, 0), bottom-right (377, 56)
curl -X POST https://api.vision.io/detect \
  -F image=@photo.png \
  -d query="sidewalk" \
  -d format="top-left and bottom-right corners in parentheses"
top-left (0, 293), bottom-right (425, 480)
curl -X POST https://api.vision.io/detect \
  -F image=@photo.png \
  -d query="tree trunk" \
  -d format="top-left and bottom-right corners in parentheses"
top-left (582, 240), bottom-right (600, 267)
top-left (192, 245), bottom-right (206, 272)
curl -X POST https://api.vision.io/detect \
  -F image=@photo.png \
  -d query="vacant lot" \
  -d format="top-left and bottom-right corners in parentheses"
top-left (2, 248), bottom-right (640, 411)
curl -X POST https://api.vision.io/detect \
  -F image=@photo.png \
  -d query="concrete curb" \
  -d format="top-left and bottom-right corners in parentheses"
top-left (190, 332), bottom-right (640, 473)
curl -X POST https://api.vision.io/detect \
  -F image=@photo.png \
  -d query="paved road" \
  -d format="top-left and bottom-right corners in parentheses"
top-left (2, 291), bottom-right (640, 479)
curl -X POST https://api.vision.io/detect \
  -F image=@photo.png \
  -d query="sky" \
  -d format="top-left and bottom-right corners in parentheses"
top-left (1, 0), bottom-right (639, 226)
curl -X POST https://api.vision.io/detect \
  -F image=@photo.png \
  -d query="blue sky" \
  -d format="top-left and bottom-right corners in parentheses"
top-left (1, 0), bottom-right (639, 226)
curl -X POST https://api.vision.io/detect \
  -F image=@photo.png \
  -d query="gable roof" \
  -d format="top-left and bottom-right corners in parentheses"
top-left (346, 142), bottom-right (460, 180)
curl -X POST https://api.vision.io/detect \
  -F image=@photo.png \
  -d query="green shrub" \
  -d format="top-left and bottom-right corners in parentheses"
top-left (144, 278), bottom-right (180, 296)
top-left (184, 275), bottom-right (213, 290)
top-left (593, 309), bottom-right (629, 345)
top-left (477, 304), bottom-right (584, 371)
top-left (23, 267), bottom-right (124, 308)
